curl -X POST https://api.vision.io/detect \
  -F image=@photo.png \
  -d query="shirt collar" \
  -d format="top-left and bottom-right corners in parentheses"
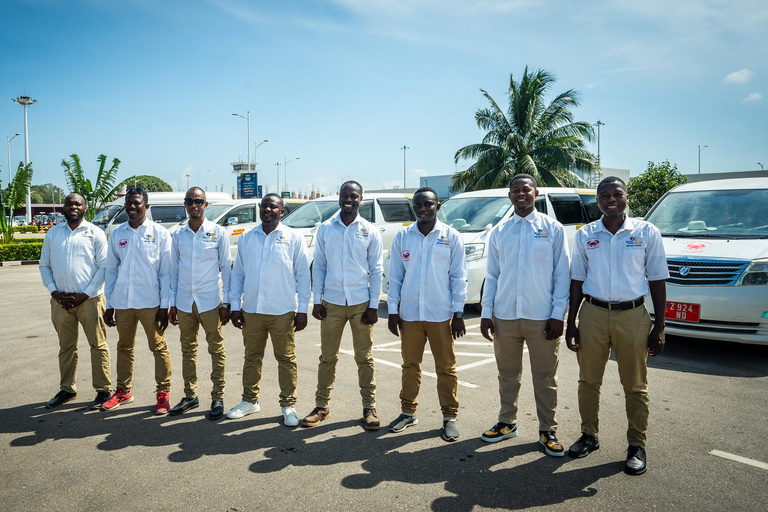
top-left (408, 219), bottom-right (445, 237)
top-left (512, 209), bottom-right (539, 224)
top-left (596, 215), bottom-right (635, 234)
top-left (331, 210), bottom-right (362, 227)
top-left (183, 217), bottom-right (215, 235)
top-left (259, 222), bottom-right (286, 236)
top-left (65, 219), bottom-right (92, 233)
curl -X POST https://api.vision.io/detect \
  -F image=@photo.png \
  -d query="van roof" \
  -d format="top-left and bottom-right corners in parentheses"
top-left (670, 178), bottom-right (768, 192)
top-left (450, 186), bottom-right (590, 199)
top-left (304, 193), bottom-right (411, 202)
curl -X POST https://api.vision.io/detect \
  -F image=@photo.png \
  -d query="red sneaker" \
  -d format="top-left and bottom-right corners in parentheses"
top-left (101, 389), bottom-right (134, 411)
top-left (155, 391), bottom-right (170, 415)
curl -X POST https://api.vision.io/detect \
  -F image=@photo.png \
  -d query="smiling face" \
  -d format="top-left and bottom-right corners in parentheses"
top-left (338, 183), bottom-right (362, 216)
top-left (184, 188), bottom-right (207, 220)
top-left (260, 195), bottom-right (284, 229)
top-left (413, 190), bottom-right (440, 225)
top-left (597, 181), bottom-right (628, 219)
top-left (508, 176), bottom-right (538, 216)
top-left (62, 193), bottom-right (87, 224)
top-left (125, 192), bottom-right (149, 224)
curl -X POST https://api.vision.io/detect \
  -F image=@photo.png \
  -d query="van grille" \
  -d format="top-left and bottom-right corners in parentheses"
top-left (667, 258), bottom-right (749, 286)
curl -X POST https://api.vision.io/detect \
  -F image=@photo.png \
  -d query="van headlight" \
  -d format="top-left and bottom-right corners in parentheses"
top-left (737, 258), bottom-right (768, 286)
top-left (465, 243), bottom-right (485, 261)
top-left (304, 234), bottom-right (314, 247)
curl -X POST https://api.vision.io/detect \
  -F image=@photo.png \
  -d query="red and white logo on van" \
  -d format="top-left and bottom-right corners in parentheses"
top-left (118, 239), bottom-right (128, 248)
top-left (682, 241), bottom-right (710, 253)
top-left (402, 250), bottom-right (410, 261)
top-left (586, 238), bottom-right (600, 250)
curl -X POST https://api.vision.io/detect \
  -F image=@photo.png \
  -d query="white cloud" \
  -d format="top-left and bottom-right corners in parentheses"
top-left (411, 168), bottom-right (428, 177)
top-left (743, 92), bottom-right (763, 102)
top-left (724, 69), bottom-right (755, 84)
top-left (380, 179), bottom-right (405, 189)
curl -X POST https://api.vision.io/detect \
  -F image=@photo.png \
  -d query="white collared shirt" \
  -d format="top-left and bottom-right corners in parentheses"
top-left (571, 216), bottom-right (669, 302)
top-left (105, 218), bottom-right (172, 310)
top-left (230, 223), bottom-right (311, 315)
top-left (40, 220), bottom-right (107, 298)
top-left (170, 219), bottom-right (231, 314)
top-left (481, 210), bottom-right (570, 321)
top-left (387, 220), bottom-right (467, 322)
top-left (312, 212), bottom-right (383, 308)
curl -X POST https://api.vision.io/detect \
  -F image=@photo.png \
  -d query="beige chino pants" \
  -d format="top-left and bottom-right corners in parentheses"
top-left (241, 311), bottom-right (297, 407)
top-left (177, 303), bottom-right (226, 401)
top-left (115, 307), bottom-right (172, 393)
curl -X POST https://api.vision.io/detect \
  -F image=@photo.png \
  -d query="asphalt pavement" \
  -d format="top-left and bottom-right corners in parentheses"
top-left (1, 264), bottom-right (767, 511)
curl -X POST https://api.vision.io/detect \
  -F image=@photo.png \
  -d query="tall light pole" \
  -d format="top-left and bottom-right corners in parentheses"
top-left (284, 157), bottom-right (300, 193)
top-left (401, 145), bottom-right (409, 189)
top-left (198, 169), bottom-right (210, 186)
top-left (6, 133), bottom-right (20, 193)
top-left (275, 162), bottom-right (281, 194)
top-left (594, 120), bottom-right (605, 188)
top-left (254, 139), bottom-right (269, 170)
top-left (698, 144), bottom-right (708, 175)
top-left (184, 173), bottom-right (190, 190)
top-left (232, 111), bottom-right (250, 199)
top-left (759, 162), bottom-right (764, 171)
top-left (12, 96), bottom-right (37, 223)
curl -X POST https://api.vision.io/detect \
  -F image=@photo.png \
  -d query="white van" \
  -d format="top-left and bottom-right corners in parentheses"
top-left (92, 191), bottom-right (232, 238)
top-left (643, 178), bottom-right (768, 345)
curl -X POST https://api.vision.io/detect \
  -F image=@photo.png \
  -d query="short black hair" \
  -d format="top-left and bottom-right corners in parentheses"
top-left (64, 192), bottom-right (86, 206)
top-left (185, 186), bottom-right (205, 199)
top-left (125, 186), bottom-right (149, 203)
top-left (340, 180), bottom-right (363, 194)
top-left (597, 176), bottom-right (626, 193)
top-left (509, 173), bottom-right (537, 189)
top-left (262, 193), bottom-right (284, 207)
top-left (413, 186), bottom-right (438, 199)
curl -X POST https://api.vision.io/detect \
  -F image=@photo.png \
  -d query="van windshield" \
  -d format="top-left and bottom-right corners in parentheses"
top-left (205, 204), bottom-right (236, 222)
top-left (645, 189), bottom-right (768, 238)
top-left (438, 197), bottom-right (512, 232)
top-left (283, 201), bottom-right (340, 228)
top-left (92, 205), bottom-right (122, 227)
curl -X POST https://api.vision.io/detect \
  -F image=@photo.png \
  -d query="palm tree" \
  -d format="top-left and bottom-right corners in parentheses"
top-left (61, 154), bottom-right (121, 221)
top-left (0, 162), bottom-right (34, 244)
top-left (452, 67), bottom-right (597, 192)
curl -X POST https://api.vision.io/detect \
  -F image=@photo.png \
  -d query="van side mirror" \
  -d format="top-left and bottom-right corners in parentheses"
top-left (227, 217), bottom-right (239, 226)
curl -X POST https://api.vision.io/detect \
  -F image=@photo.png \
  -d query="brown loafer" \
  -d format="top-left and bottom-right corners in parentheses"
top-left (301, 407), bottom-right (330, 427)
top-left (363, 407), bottom-right (380, 430)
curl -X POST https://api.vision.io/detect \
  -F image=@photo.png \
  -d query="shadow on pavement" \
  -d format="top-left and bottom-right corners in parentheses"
top-left (646, 335), bottom-right (768, 378)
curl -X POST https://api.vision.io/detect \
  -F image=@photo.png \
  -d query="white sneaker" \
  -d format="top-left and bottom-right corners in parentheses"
top-left (282, 406), bottom-right (299, 427)
top-left (226, 400), bottom-right (260, 419)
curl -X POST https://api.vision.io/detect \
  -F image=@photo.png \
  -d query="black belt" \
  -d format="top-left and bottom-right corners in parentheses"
top-left (584, 294), bottom-right (644, 311)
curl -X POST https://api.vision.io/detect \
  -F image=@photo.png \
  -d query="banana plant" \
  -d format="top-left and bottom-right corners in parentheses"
top-left (1, 162), bottom-right (34, 244)
top-left (61, 154), bottom-right (121, 221)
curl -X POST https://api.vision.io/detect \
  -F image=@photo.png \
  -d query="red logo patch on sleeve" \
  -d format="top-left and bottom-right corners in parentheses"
top-left (118, 239), bottom-right (128, 248)
top-left (586, 238), bottom-right (600, 250)
top-left (402, 250), bottom-right (410, 261)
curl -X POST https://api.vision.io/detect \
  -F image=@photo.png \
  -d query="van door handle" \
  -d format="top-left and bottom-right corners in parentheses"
top-left (379, 227), bottom-right (386, 232)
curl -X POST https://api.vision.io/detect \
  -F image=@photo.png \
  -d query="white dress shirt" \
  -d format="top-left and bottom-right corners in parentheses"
top-left (40, 220), bottom-right (107, 298)
top-left (312, 211), bottom-right (383, 308)
top-left (170, 219), bottom-right (231, 314)
top-left (481, 210), bottom-right (570, 321)
top-left (387, 220), bottom-right (467, 322)
top-left (230, 223), bottom-right (311, 315)
top-left (571, 216), bottom-right (669, 302)
top-left (105, 218), bottom-right (172, 310)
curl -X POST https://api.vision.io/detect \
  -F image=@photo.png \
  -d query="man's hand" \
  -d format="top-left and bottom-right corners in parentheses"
top-left (545, 318), bottom-right (564, 340)
top-left (104, 308), bottom-right (116, 327)
top-left (452, 316), bottom-right (466, 340)
top-left (361, 308), bottom-right (378, 325)
top-left (51, 291), bottom-right (68, 309)
top-left (230, 310), bottom-right (244, 329)
top-left (169, 306), bottom-right (179, 326)
top-left (219, 306), bottom-right (231, 326)
top-left (648, 325), bottom-right (666, 357)
top-left (156, 308), bottom-right (169, 332)
top-left (565, 323), bottom-right (579, 352)
top-left (295, 312), bottom-right (308, 332)
top-left (388, 314), bottom-right (402, 337)
top-left (480, 317), bottom-right (494, 341)
top-left (312, 304), bottom-right (327, 321)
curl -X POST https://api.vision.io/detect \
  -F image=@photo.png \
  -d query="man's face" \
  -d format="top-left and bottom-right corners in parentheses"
top-left (62, 194), bottom-right (86, 223)
top-left (508, 178), bottom-right (538, 214)
top-left (125, 193), bottom-right (148, 222)
top-left (260, 196), bottom-right (284, 227)
top-left (597, 182), bottom-right (628, 218)
top-left (184, 189), bottom-right (207, 220)
top-left (339, 184), bottom-right (362, 216)
top-left (413, 191), bottom-right (439, 224)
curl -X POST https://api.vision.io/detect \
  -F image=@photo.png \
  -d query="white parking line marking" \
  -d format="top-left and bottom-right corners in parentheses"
top-left (710, 450), bottom-right (768, 471)
top-left (465, 323), bottom-right (480, 330)
top-left (456, 358), bottom-right (497, 371)
top-left (455, 341), bottom-right (493, 346)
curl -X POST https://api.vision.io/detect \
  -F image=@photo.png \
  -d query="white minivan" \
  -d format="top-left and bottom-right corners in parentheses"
top-left (643, 178), bottom-right (768, 345)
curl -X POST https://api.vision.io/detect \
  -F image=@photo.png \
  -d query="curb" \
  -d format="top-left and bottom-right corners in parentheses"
top-left (0, 260), bottom-right (40, 267)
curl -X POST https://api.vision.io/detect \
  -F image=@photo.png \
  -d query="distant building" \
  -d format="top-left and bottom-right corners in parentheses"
top-left (683, 170), bottom-right (768, 183)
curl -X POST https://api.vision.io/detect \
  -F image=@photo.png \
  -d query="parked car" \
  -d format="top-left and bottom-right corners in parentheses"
top-left (643, 178), bottom-right (768, 345)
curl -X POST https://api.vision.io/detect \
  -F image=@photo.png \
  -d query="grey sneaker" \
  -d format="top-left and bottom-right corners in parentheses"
top-left (441, 418), bottom-right (460, 442)
top-left (389, 413), bottom-right (418, 433)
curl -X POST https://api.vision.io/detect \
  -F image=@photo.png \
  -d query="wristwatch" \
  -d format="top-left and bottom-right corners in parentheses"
top-left (453, 311), bottom-right (463, 319)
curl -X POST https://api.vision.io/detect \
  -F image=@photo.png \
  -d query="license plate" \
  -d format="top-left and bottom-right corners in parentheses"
top-left (665, 301), bottom-right (700, 322)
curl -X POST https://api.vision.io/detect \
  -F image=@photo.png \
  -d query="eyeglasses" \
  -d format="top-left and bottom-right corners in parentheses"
top-left (184, 198), bottom-right (205, 206)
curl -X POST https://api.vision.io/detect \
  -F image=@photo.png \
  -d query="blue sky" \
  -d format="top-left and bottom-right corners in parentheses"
top-left (1, 0), bottom-right (766, 197)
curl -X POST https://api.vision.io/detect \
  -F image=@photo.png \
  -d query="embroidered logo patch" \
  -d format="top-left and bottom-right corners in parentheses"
top-left (436, 235), bottom-right (450, 245)
top-left (402, 250), bottom-right (410, 261)
top-left (586, 238), bottom-right (600, 250)
top-left (533, 228), bottom-right (549, 239)
top-left (202, 231), bottom-right (217, 242)
top-left (625, 236), bottom-right (643, 247)
top-left (118, 239), bottom-right (128, 248)
top-left (142, 233), bottom-right (155, 243)
top-left (275, 234), bottom-right (289, 244)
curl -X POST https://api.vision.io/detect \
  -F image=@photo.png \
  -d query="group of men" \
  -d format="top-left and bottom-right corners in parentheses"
top-left (39, 174), bottom-right (667, 475)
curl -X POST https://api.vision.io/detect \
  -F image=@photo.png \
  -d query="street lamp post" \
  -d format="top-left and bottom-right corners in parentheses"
top-left (198, 169), bottom-right (210, 186)
top-left (594, 120), bottom-right (605, 188)
top-left (232, 111), bottom-right (251, 199)
top-left (275, 162), bottom-right (281, 194)
top-left (698, 144), bottom-right (708, 175)
top-left (284, 157), bottom-right (300, 194)
top-left (401, 145), bottom-right (409, 189)
top-left (759, 162), bottom-right (764, 171)
top-left (254, 139), bottom-right (269, 170)
top-left (184, 173), bottom-right (190, 190)
top-left (6, 133), bottom-right (20, 193)
top-left (12, 96), bottom-right (37, 224)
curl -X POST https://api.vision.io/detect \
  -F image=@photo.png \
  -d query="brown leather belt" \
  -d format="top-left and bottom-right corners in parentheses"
top-left (584, 294), bottom-right (644, 311)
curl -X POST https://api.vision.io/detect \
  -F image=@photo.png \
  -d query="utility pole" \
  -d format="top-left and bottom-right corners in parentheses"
top-left (185, 173), bottom-right (190, 190)
top-left (12, 96), bottom-right (37, 224)
top-left (594, 120), bottom-right (605, 188)
top-left (698, 145), bottom-right (708, 175)
top-left (275, 162), bottom-right (281, 194)
top-left (401, 145), bottom-right (409, 189)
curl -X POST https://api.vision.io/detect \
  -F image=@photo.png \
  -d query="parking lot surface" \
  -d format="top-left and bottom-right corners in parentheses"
top-left (1, 265), bottom-right (767, 511)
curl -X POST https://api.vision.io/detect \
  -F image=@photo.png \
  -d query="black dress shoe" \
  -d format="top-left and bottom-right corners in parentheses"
top-left (625, 445), bottom-right (647, 475)
top-left (46, 390), bottom-right (77, 409)
top-left (209, 401), bottom-right (224, 421)
top-left (90, 390), bottom-right (112, 410)
top-left (567, 433), bottom-right (600, 458)
top-left (169, 396), bottom-right (199, 416)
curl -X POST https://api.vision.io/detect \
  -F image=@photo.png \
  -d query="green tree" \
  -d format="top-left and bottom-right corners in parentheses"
top-left (117, 175), bottom-right (172, 193)
top-left (452, 67), bottom-right (597, 192)
top-left (62, 154), bottom-right (121, 221)
top-left (627, 161), bottom-right (687, 217)
top-left (30, 183), bottom-right (66, 204)
top-left (0, 162), bottom-right (34, 244)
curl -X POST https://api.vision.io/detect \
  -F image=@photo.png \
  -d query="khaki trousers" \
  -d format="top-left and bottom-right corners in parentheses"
top-left (400, 320), bottom-right (459, 418)
top-left (493, 317), bottom-right (559, 432)
top-left (315, 301), bottom-right (376, 408)
top-left (177, 303), bottom-right (226, 401)
top-left (576, 301), bottom-right (653, 448)
top-left (241, 311), bottom-right (297, 407)
top-left (50, 295), bottom-right (111, 393)
top-left (115, 307), bottom-right (172, 393)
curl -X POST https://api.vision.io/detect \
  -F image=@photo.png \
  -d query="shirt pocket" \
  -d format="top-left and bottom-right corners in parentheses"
top-left (532, 238), bottom-right (553, 263)
top-left (433, 245), bottom-right (451, 268)
top-left (201, 242), bottom-right (219, 261)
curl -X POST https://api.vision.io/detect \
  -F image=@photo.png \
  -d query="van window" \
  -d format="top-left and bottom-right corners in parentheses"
top-left (360, 201), bottom-right (374, 222)
top-left (534, 198), bottom-right (547, 215)
top-left (151, 206), bottom-right (187, 224)
top-left (438, 197), bottom-right (511, 232)
top-left (224, 205), bottom-right (256, 225)
top-left (548, 194), bottom-right (585, 225)
top-left (377, 199), bottom-right (414, 222)
top-left (92, 205), bottom-right (122, 228)
top-left (578, 193), bottom-right (601, 222)
top-left (113, 208), bottom-right (129, 225)
top-left (284, 201), bottom-right (340, 228)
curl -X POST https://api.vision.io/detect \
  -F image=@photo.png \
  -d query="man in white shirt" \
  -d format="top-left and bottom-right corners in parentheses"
top-left (565, 176), bottom-right (668, 476)
top-left (386, 187), bottom-right (467, 442)
top-left (227, 194), bottom-right (310, 427)
top-left (479, 174), bottom-right (570, 457)
top-left (301, 181), bottom-right (383, 430)
top-left (168, 187), bottom-right (231, 421)
top-left (40, 193), bottom-right (112, 410)
top-left (102, 187), bottom-right (173, 415)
